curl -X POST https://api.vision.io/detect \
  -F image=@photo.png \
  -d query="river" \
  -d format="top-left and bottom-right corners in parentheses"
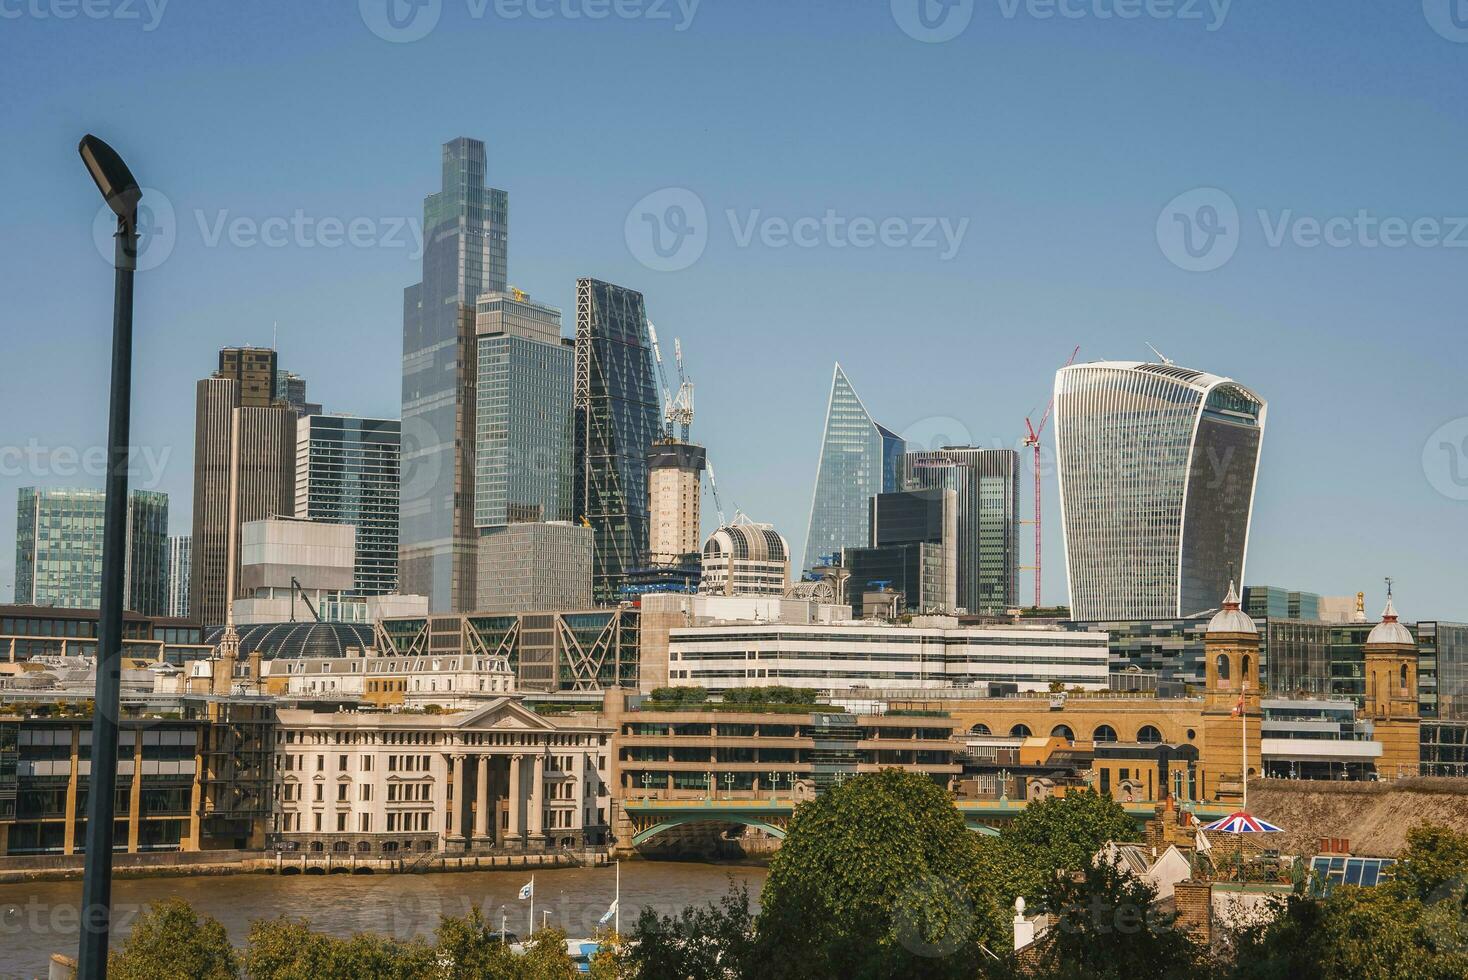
top-left (0, 862), bottom-right (768, 979)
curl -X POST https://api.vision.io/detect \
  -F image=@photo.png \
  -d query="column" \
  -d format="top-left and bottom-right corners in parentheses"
top-left (507, 754), bottom-right (523, 845)
top-left (451, 753), bottom-right (467, 842)
top-left (474, 755), bottom-right (490, 844)
top-left (63, 725), bottom-right (80, 856)
top-left (529, 753), bottom-right (545, 844)
top-left (127, 733), bottom-right (143, 853)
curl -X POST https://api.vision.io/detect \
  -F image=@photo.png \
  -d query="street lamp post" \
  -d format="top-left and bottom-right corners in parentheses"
top-left (75, 134), bottom-right (141, 980)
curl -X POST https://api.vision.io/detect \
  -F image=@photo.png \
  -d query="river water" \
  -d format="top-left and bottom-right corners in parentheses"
top-left (0, 862), bottom-right (768, 979)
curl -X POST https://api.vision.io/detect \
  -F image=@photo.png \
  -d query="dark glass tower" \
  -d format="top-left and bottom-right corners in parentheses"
top-left (803, 364), bottom-right (905, 573)
top-left (573, 278), bottom-right (660, 605)
top-left (400, 138), bottom-right (509, 611)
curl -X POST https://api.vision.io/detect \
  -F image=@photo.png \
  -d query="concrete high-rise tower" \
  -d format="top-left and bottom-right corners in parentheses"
top-left (1054, 361), bottom-right (1266, 622)
top-left (400, 138), bottom-right (509, 612)
top-left (647, 440), bottom-right (706, 567)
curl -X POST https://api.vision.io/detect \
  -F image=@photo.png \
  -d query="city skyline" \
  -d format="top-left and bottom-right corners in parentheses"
top-left (2, 6), bottom-right (1465, 618)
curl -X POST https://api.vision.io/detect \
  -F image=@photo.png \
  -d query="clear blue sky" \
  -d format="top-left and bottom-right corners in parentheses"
top-left (2, 1), bottom-right (1465, 618)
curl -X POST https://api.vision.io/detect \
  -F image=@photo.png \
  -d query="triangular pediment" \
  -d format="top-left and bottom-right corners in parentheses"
top-left (453, 697), bottom-right (558, 732)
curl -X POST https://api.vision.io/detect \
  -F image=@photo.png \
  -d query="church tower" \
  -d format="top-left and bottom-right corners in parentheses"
top-left (1201, 583), bottom-right (1262, 804)
top-left (1362, 592), bottom-right (1420, 780)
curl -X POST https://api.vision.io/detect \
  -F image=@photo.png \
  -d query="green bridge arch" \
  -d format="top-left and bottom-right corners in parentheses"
top-left (631, 814), bottom-right (789, 847)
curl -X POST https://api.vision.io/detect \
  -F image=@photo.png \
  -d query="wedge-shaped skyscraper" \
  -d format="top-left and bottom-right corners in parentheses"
top-left (803, 364), bottom-right (905, 573)
top-left (1054, 361), bottom-right (1267, 622)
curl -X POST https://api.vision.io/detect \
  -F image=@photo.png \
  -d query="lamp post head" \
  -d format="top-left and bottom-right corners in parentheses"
top-left (78, 134), bottom-right (141, 218)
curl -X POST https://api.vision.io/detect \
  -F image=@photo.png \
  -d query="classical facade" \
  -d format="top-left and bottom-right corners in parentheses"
top-left (273, 698), bottom-right (612, 855)
top-left (262, 648), bottom-right (515, 707)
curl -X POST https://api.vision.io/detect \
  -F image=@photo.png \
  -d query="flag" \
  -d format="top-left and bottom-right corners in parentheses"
top-left (1194, 828), bottom-right (1212, 853)
top-left (598, 899), bottom-right (618, 927)
top-left (1231, 691), bottom-right (1245, 717)
top-left (518, 881), bottom-right (533, 901)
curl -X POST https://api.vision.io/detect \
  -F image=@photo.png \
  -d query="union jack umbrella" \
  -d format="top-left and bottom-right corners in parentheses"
top-left (1202, 811), bottom-right (1284, 834)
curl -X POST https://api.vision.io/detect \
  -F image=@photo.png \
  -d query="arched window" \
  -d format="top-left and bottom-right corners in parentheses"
top-left (1241, 655), bottom-right (1252, 682)
top-left (1137, 725), bottom-right (1163, 744)
top-left (1093, 725), bottom-right (1118, 743)
top-left (1215, 655), bottom-right (1231, 681)
top-left (1051, 725), bottom-right (1075, 742)
top-left (1401, 663), bottom-right (1409, 689)
top-left (1010, 724), bottom-right (1032, 738)
top-left (970, 724), bottom-right (991, 735)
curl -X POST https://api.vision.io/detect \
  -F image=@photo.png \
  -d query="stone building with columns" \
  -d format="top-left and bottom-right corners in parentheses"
top-left (272, 697), bottom-right (613, 855)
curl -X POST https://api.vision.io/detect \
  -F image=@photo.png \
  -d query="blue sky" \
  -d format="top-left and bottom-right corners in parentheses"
top-left (1, 1), bottom-right (1465, 618)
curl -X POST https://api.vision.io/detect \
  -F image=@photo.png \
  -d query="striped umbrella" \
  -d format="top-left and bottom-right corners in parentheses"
top-left (1202, 811), bottom-right (1284, 834)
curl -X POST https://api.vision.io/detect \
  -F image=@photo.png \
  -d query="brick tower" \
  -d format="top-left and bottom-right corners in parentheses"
top-left (1362, 592), bottom-right (1420, 780)
top-left (1201, 583), bottom-right (1262, 804)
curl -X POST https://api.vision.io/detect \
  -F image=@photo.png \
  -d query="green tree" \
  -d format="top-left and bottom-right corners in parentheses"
top-left (109, 898), bottom-right (239, 980)
top-left (628, 882), bottom-right (755, 980)
top-left (751, 769), bottom-right (997, 979)
top-left (434, 903), bottom-right (517, 978)
top-left (517, 926), bottom-right (578, 979)
top-left (1030, 857), bottom-right (1203, 980)
top-left (241, 917), bottom-right (337, 980)
top-left (1394, 822), bottom-right (1468, 902)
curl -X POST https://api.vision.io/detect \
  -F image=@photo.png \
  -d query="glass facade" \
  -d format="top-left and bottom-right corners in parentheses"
top-left (295, 415), bottom-right (402, 596)
top-left (401, 138), bottom-right (509, 611)
top-left (803, 364), bottom-right (904, 574)
top-left (475, 331), bottom-right (573, 528)
top-left (15, 488), bottom-right (169, 616)
top-left (1417, 622), bottom-right (1468, 721)
top-left (166, 535), bottom-right (191, 619)
top-left (1054, 362), bottom-right (1265, 621)
top-left (573, 279), bottom-right (660, 605)
top-left (901, 449), bottom-right (1019, 614)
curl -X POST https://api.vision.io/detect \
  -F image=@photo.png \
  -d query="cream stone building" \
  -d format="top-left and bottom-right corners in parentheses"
top-left (273, 698), bottom-right (613, 855)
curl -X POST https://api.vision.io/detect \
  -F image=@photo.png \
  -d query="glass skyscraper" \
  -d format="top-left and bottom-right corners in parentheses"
top-left (1054, 361), bottom-right (1267, 622)
top-left (901, 448), bottom-right (1020, 614)
top-left (295, 415), bottom-right (402, 596)
top-left (573, 278), bottom-right (660, 605)
top-left (474, 291), bottom-right (574, 528)
top-left (803, 364), bottom-right (904, 573)
top-left (401, 137), bottom-right (509, 611)
top-left (15, 487), bottom-right (169, 615)
top-left (166, 534), bottom-right (191, 619)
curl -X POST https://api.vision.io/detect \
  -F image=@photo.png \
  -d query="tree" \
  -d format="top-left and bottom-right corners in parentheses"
top-left (434, 903), bottom-right (517, 978)
top-left (750, 769), bottom-right (996, 979)
top-left (241, 917), bottom-right (336, 980)
top-left (109, 898), bottom-right (238, 980)
top-left (517, 926), bottom-right (578, 979)
top-left (628, 882), bottom-right (755, 980)
top-left (1030, 858), bottom-right (1204, 980)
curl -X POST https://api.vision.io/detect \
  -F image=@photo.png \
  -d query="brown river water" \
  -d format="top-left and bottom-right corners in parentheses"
top-left (0, 862), bottom-right (768, 979)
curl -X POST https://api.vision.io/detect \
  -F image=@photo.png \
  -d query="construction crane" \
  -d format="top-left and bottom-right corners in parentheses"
top-left (1021, 345), bottom-right (1080, 609)
top-left (647, 321), bottom-right (676, 439)
top-left (668, 338), bottom-right (694, 443)
top-left (704, 459), bottom-right (727, 527)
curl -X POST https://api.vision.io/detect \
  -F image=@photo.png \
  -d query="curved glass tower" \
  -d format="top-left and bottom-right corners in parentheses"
top-left (803, 364), bottom-right (905, 573)
top-left (1054, 361), bottom-right (1266, 622)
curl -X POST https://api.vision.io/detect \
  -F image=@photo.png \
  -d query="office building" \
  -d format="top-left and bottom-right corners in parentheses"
top-left (376, 607), bottom-right (639, 693)
top-left (476, 521), bottom-right (593, 612)
top-left (901, 448), bottom-right (1020, 614)
top-left (1, 604), bottom-right (209, 664)
top-left (573, 278), bottom-right (660, 604)
top-left (803, 364), bottom-right (904, 573)
top-left (1417, 621), bottom-right (1468, 721)
top-left (166, 535), bottom-right (191, 620)
top-left (666, 619), bottom-right (1109, 695)
top-left (401, 137), bottom-right (510, 612)
top-left (191, 348), bottom-right (297, 626)
top-left (844, 489), bottom-right (959, 615)
top-left (1053, 361), bottom-right (1267, 621)
top-left (698, 520), bottom-right (791, 598)
top-left (262, 647), bottom-right (515, 707)
top-left (474, 290), bottom-right (574, 529)
top-left (14, 487), bottom-right (169, 616)
top-left (232, 517), bottom-right (356, 626)
top-left (274, 370), bottom-right (320, 418)
top-left (295, 414), bottom-right (401, 596)
top-left (1243, 585), bottom-right (1320, 621)
top-left (647, 439), bottom-right (706, 567)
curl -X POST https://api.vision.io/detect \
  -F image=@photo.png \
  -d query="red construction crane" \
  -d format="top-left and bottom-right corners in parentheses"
top-left (1022, 345), bottom-right (1080, 608)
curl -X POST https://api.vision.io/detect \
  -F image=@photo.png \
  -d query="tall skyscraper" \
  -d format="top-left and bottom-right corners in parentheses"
top-left (474, 290), bottom-right (573, 528)
top-left (803, 364), bottom-right (905, 573)
top-left (400, 137), bottom-right (509, 612)
top-left (901, 448), bottom-right (1020, 614)
top-left (1053, 361), bottom-right (1267, 622)
top-left (166, 534), bottom-right (191, 619)
top-left (191, 348), bottom-right (297, 626)
top-left (647, 440), bottom-right (706, 566)
top-left (15, 487), bottom-right (168, 615)
top-left (844, 488), bottom-right (959, 615)
top-left (295, 414), bottom-right (402, 596)
top-left (573, 278), bottom-right (660, 605)
top-left (477, 521), bottom-right (593, 612)
top-left (275, 370), bottom-right (321, 418)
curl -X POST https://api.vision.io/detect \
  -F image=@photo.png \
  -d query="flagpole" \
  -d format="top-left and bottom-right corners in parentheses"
top-left (1241, 681), bottom-right (1248, 812)
top-left (530, 874), bottom-right (535, 938)
top-left (615, 859), bottom-right (621, 935)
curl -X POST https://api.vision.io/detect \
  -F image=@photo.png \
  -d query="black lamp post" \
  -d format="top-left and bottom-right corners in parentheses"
top-left (75, 134), bottom-right (141, 980)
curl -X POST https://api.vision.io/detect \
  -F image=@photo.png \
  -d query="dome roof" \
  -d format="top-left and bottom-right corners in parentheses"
top-left (1367, 596), bottom-right (1414, 647)
top-left (202, 621), bottom-right (375, 659)
top-left (1206, 582), bottom-right (1256, 635)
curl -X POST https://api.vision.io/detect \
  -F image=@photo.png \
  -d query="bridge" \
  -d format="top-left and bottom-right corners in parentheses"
top-left (621, 796), bottom-right (1234, 847)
